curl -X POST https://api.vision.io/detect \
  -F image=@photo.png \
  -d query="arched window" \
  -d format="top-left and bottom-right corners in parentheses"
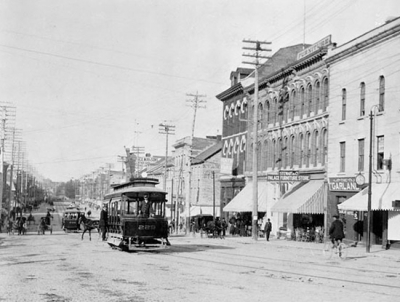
top-left (290, 135), bottom-right (295, 168)
top-left (263, 140), bottom-right (268, 170)
top-left (314, 81), bottom-right (320, 113)
top-left (283, 137), bottom-right (288, 168)
top-left (272, 140), bottom-right (276, 170)
top-left (290, 90), bottom-right (296, 120)
top-left (300, 87), bottom-right (305, 117)
top-left (266, 100), bottom-right (271, 126)
top-left (379, 75), bottom-right (385, 112)
top-left (360, 82), bottom-right (366, 116)
top-left (322, 129), bottom-right (328, 165)
top-left (248, 143), bottom-right (253, 172)
top-left (307, 84), bottom-right (313, 116)
top-left (268, 139), bottom-right (274, 169)
top-left (257, 141), bottom-right (262, 172)
top-left (258, 103), bottom-right (263, 129)
top-left (322, 78), bottom-right (329, 111)
top-left (305, 132), bottom-right (311, 168)
top-left (273, 97), bottom-right (278, 125)
top-left (299, 133), bottom-right (304, 168)
top-left (277, 138), bottom-right (282, 169)
top-left (282, 94), bottom-right (289, 123)
top-left (313, 130), bottom-right (319, 166)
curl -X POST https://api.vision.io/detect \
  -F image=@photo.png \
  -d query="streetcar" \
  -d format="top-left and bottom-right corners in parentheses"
top-left (104, 177), bottom-right (170, 251)
top-left (62, 208), bottom-right (85, 232)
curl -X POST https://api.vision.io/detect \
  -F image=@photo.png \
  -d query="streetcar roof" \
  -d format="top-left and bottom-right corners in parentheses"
top-left (64, 209), bottom-right (85, 213)
top-left (104, 186), bottom-right (167, 199)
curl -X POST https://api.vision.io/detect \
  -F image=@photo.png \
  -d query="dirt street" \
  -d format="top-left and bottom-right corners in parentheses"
top-left (0, 232), bottom-right (399, 302)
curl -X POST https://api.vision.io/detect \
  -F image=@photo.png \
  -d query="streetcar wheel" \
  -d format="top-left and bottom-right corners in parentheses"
top-left (322, 241), bottom-right (333, 259)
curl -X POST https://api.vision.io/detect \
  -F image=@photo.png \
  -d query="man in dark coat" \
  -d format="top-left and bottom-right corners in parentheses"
top-left (140, 195), bottom-right (152, 217)
top-left (99, 205), bottom-right (108, 241)
top-left (329, 215), bottom-right (345, 244)
top-left (264, 218), bottom-right (272, 241)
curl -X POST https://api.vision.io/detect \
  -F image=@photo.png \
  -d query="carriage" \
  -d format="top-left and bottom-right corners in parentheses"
top-left (62, 209), bottom-right (85, 232)
top-left (104, 177), bottom-right (170, 251)
top-left (11, 216), bottom-right (27, 235)
top-left (37, 217), bottom-right (53, 235)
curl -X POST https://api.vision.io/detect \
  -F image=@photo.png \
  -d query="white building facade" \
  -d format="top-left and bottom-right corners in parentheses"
top-left (327, 17), bottom-right (400, 247)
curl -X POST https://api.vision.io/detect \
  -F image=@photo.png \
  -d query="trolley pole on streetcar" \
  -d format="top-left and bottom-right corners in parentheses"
top-left (242, 39), bottom-right (271, 241)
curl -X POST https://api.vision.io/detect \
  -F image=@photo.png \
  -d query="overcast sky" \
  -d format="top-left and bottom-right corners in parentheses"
top-left (0, 0), bottom-right (399, 182)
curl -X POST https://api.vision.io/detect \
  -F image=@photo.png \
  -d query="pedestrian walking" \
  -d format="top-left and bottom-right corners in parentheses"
top-left (221, 218), bottom-right (227, 237)
top-left (99, 204), bottom-right (108, 241)
top-left (264, 218), bottom-right (272, 241)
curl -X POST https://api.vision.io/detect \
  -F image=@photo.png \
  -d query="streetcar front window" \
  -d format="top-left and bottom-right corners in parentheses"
top-left (127, 199), bottom-right (139, 216)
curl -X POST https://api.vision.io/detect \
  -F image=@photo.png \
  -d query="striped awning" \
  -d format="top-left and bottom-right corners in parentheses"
top-left (271, 180), bottom-right (325, 214)
top-left (223, 181), bottom-right (268, 212)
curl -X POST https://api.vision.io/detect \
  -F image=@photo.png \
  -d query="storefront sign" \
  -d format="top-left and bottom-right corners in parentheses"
top-left (267, 171), bottom-right (310, 182)
top-left (328, 177), bottom-right (359, 192)
top-left (297, 35), bottom-right (331, 60)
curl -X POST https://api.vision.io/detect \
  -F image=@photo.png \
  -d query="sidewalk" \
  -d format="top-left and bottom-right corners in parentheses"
top-left (184, 233), bottom-right (400, 261)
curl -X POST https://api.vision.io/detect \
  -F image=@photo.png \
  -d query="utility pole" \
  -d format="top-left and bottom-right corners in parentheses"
top-left (159, 121), bottom-right (175, 191)
top-left (186, 92), bottom-right (206, 233)
top-left (0, 103), bottom-right (16, 216)
top-left (242, 39), bottom-right (272, 240)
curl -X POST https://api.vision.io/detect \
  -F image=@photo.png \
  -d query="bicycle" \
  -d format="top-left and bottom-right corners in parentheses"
top-left (322, 238), bottom-right (348, 260)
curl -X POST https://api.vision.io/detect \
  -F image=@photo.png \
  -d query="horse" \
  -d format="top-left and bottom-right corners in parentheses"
top-left (78, 214), bottom-right (100, 241)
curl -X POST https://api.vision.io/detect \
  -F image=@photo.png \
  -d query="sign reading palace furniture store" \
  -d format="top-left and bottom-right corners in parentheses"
top-left (328, 177), bottom-right (360, 192)
top-left (297, 35), bottom-right (332, 60)
top-left (267, 171), bottom-right (310, 182)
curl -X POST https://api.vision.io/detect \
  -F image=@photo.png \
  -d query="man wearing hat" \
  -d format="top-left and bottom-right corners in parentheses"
top-left (329, 215), bottom-right (345, 245)
top-left (99, 204), bottom-right (108, 241)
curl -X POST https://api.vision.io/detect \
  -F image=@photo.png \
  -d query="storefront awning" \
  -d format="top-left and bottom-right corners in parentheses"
top-left (338, 182), bottom-right (400, 211)
top-left (183, 206), bottom-right (219, 217)
top-left (223, 181), bottom-right (268, 212)
top-left (271, 180), bottom-right (325, 214)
